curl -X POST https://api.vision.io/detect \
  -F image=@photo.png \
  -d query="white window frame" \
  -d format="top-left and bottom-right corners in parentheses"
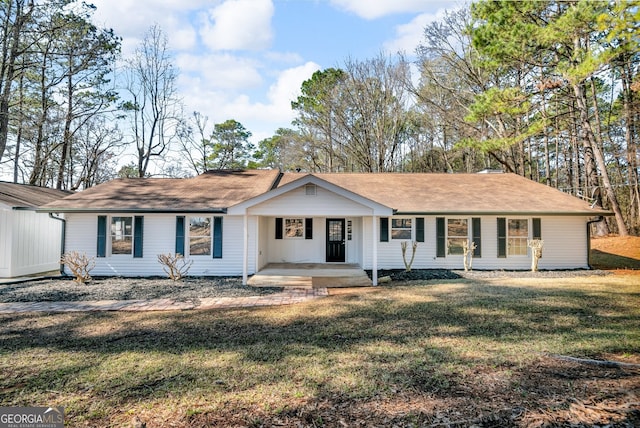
top-left (284, 218), bottom-right (305, 239)
top-left (189, 216), bottom-right (212, 256)
top-left (110, 216), bottom-right (133, 256)
top-left (447, 218), bottom-right (469, 255)
top-left (507, 218), bottom-right (529, 256)
top-left (391, 218), bottom-right (412, 240)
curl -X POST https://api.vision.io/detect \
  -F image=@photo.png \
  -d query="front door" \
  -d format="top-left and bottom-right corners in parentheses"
top-left (326, 218), bottom-right (346, 262)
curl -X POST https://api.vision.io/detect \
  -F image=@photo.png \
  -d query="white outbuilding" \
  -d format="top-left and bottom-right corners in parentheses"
top-left (0, 182), bottom-right (71, 278)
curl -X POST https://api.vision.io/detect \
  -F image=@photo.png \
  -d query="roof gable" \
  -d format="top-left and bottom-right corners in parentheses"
top-left (228, 174), bottom-right (393, 216)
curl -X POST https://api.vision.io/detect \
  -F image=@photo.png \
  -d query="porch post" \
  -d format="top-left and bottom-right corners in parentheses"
top-left (372, 215), bottom-right (378, 286)
top-left (242, 214), bottom-right (248, 285)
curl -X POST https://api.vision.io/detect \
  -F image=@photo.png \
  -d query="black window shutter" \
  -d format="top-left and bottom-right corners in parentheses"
top-left (416, 217), bottom-right (425, 242)
top-left (436, 217), bottom-right (445, 257)
top-left (497, 217), bottom-right (507, 258)
top-left (134, 216), bottom-right (144, 258)
top-left (472, 217), bottom-right (482, 258)
top-left (275, 218), bottom-right (283, 239)
top-left (175, 216), bottom-right (185, 255)
top-left (532, 218), bottom-right (542, 239)
top-left (97, 215), bottom-right (107, 258)
top-left (380, 217), bottom-right (389, 242)
top-left (305, 218), bottom-right (313, 239)
top-left (213, 216), bottom-right (223, 258)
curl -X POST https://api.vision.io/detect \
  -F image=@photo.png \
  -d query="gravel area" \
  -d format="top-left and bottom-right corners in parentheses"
top-left (0, 276), bottom-right (283, 303)
top-left (371, 268), bottom-right (611, 282)
top-left (1, 269), bottom-right (611, 303)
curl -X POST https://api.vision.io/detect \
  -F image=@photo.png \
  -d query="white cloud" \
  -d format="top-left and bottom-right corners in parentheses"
top-left (90, 0), bottom-right (208, 54)
top-left (199, 0), bottom-right (274, 51)
top-left (383, 10), bottom-right (448, 56)
top-left (176, 53), bottom-right (263, 90)
top-left (329, 0), bottom-right (458, 20)
top-left (179, 61), bottom-right (319, 142)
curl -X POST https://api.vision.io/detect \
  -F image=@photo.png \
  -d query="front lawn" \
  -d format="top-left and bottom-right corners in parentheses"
top-left (1, 274), bottom-right (638, 427)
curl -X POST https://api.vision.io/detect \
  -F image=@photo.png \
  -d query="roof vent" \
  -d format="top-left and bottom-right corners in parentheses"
top-left (305, 183), bottom-right (317, 196)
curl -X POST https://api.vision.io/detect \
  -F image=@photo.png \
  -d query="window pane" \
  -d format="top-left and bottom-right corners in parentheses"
top-left (508, 219), bottom-right (528, 237)
top-left (392, 218), bottom-right (411, 229)
top-left (111, 217), bottom-right (132, 255)
top-left (328, 220), bottom-right (343, 241)
top-left (190, 217), bottom-right (211, 235)
top-left (285, 218), bottom-right (304, 238)
top-left (508, 219), bottom-right (528, 255)
top-left (508, 238), bottom-right (528, 256)
top-left (448, 238), bottom-right (467, 255)
top-left (391, 218), bottom-right (412, 240)
top-left (447, 219), bottom-right (468, 237)
top-left (190, 217), bottom-right (211, 255)
top-left (447, 218), bottom-right (468, 255)
top-left (190, 236), bottom-right (211, 255)
top-left (391, 229), bottom-right (412, 239)
top-left (112, 237), bottom-right (132, 254)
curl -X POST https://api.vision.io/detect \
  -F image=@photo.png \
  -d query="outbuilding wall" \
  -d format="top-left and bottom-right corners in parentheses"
top-left (0, 207), bottom-right (63, 278)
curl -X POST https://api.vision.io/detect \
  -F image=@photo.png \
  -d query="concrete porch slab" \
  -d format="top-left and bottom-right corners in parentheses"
top-left (248, 263), bottom-right (372, 288)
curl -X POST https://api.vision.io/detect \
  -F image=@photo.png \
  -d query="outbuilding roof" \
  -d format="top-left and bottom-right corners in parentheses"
top-left (0, 182), bottom-right (72, 209)
top-left (37, 169), bottom-right (609, 216)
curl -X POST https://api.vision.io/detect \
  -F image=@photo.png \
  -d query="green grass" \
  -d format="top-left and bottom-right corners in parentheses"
top-left (1, 275), bottom-right (639, 427)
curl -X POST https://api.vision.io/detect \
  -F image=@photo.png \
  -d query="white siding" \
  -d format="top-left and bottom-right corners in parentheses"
top-left (248, 185), bottom-right (374, 216)
top-left (266, 217), bottom-right (325, 263)
top-left (62, 212), bottom-right (590, 277)
top-left (64, 213), bottom-right (256, 277)
top-left (363, 215), bottom-right (589, 270)
top-left (263, 216), bottom-right (363, 265)
top-left (0, 209), bottom-right (63, 278)
top-left (0, 208), bottom-right (12, 276)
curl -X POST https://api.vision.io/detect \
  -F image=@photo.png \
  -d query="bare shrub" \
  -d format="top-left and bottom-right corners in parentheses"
top-left (61, 251), bottom-right (96, 284)
top-left (157, 253), bottom-right (193, 281)
top-left (528, 239), bottom-right (544, 272)
top-left (401, 241), bottom-right (418, 272)
top-left (462, 240), bottom-right (477, 271)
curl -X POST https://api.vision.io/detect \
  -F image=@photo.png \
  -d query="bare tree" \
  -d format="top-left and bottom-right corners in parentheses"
top-left (0, 0), bottom-right (34, 163)
top-left (122, 24), bottom-right (181, 177)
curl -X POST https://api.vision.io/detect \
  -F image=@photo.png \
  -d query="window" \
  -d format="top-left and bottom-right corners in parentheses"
top-left (508, 219), bottom-right (528, 256)
top-left (391, 218), bottom-right (412, 239)
top-left (447, 218), bottom-right (468, 255)
top-left (285, 218), bottom-right (304, 238)
top-left (111, 217), bottom-right (133, 254)
top-left (190, 217), bottom-right (211, 255)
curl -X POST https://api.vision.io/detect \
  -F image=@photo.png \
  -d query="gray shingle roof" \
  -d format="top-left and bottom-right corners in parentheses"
top-left (37, 170), bottom-right (609, 216)
top-left (39, 170), bottom-right (281, 212)
top-left (0, 182), bottom-right (72, 208)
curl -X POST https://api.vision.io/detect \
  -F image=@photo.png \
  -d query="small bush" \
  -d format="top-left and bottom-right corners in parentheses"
top-left (61, 251), bottom-right (96, 284)
top-left (157, 253), bottom-right (193, 281)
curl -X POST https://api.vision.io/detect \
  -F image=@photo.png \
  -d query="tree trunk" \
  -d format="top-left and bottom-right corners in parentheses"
top-left (57, 62), bottom-right (74, 189)
top-left (572, 81), bottom-right (627, 236)
top-left (0, 0), bottom-right (32, 163)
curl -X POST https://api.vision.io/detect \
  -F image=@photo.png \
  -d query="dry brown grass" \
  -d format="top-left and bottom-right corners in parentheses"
top-left (0, 274), bottom-right (638, 427)
top-left (591, 235), bottom-right (640, 270)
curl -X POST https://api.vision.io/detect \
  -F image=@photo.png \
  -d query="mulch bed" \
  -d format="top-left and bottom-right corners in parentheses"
top-left (0, 276), bottom-right (283, 303)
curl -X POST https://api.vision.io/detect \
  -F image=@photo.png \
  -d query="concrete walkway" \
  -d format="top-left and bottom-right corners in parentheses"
top-left (0, 288), bottom-right (329, 314)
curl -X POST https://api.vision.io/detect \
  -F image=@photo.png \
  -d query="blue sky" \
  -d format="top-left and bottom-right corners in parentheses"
top-left (90, 0), bottom-right (462, 148)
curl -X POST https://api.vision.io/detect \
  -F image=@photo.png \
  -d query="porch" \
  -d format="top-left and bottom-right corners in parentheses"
top-left (247, 263), bottom-right (373, 288)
